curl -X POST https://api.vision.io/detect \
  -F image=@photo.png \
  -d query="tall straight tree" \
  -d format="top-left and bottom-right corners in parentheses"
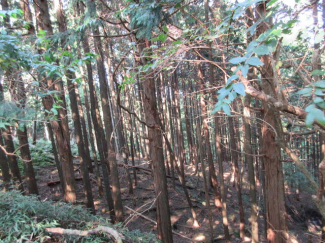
top-left (86, 0), bottom-right (124, 222)
top-left (138, 38), bottom-right (173, 243)
top-left (33, 0), bottom-right (76, 202)
top-left (54, 0), bottom-right (94, 212)
top-left (256, 1), bottom-right (288, 242)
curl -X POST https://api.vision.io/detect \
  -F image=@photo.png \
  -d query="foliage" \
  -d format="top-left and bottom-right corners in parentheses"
top-left (28, 139), bottom-right (55, 167)
top-left (123, 0), bottom-right (176, 39)
top-left (283, 162), bottom-right (314, 193)
top-left (0, 190), bottom-right (159, 243)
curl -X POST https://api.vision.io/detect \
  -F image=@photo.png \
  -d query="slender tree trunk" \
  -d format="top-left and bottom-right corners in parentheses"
top-left (79, 21), bottom-right (115, 219)
top-left (215, 116), bottom-right (230, 242)
top-left (256, 2), bottom-right (288, 242)
top-left (243, 96), bottom-right (258, 243)
top-left (198, 64), bottom-right (222, 208)
top-left (228, 115), bottom-right (245, 239)
top-left (0, 129), bottom-right (11, 191)
top-left (34, 0), bottom-right (76, 202)
top-left (87, 0), bottom-right (124, 221)
top-left (81, 81), bottom-right (103, 196)
top-left (54, 0), bottom-right (94, 212)
top-left (138, 39), bottom-right (173, 243)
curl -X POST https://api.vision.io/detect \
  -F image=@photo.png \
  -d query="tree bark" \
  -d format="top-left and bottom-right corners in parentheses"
top-left (34, 0), bottom-right (76, 202)
top-left (256, 2), bottom-right (288, 242)
top-left (138, 39), bottom-right (173, 243)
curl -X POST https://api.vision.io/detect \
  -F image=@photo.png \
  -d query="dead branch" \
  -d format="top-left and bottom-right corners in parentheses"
top-left (47, 177), bottom-right (83, 187)
top-left (45, 226), bottom-right (123, 243)
top-left (124, 206), bottom-right (193, 241)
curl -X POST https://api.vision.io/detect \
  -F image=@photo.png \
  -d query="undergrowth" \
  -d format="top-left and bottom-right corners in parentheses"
top-left (0, 190), bottom-right (159, 243)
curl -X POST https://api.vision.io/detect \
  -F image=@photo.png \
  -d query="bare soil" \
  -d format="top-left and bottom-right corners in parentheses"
top-left (5, 155), bottom-right (324, 243)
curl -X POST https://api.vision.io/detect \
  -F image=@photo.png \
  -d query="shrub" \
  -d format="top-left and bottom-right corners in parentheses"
top-left (0, 191), bottom-right (159, 242)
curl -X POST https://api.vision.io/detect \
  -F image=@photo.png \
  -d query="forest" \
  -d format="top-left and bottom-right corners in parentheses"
top-left (0, 0), bottom-right (324, 242)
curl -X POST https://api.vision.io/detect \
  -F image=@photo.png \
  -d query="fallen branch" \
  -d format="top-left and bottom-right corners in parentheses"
top-left (45, 226), bottom-right (123, 243)
top-left (125, 206), bottom-right (193, 241)
top-left (47, 177), bottom-right (83, 187)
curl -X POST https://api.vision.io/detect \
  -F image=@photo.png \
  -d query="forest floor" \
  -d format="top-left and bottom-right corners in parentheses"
top-left (8, 155), bottom-right (325, 243)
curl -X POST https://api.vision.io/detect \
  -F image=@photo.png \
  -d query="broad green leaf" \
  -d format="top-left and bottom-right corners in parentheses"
top-left (316, 102), bottom-right (325, 109)
top-left (229, 57), bottom-right (246, 64)
top-left (162, 26), bottom-right (168, 32)
top-left (314, 97), bottom-right (323, 103)
top-left (246, 56), bottom-right (264, 66)
top-left (305, 104), bottom-right (315, 112)
top-left (240, 65), bottom-right (249, 77)
top-left (233, 83), bottom-right (246, 96)
top-left (311, 108), bottom-right (325, 125)
top-left (271, 29), bottom-right (282, 36)
top-left (296, 87), bottom-right (312, 95)
top-left (211, 105), bottom-right (221, 114)
top-left (218, 87), bottom-right (232, 100)
top-left (227, 75), bottom-right (239, 84)
top-left (172, 40), bottom-right (181, 45)
top-left (222, 104), bottom-right (231, 116)
top-left (315, 89), bottom-right (325, 96)
top-left (158, 33), bottom-right (167, 42)
top-left (305, 113), bottom-right (314, 127)
top-left (247, 41), bottom-right (258, 53)
top-left (253, 44), bottom-right (270, 55)
top-left (311, 70), bottom-right (325, 76)
top-left (315, 30), bottom-right (325, 44)
top-left (50, 108), bottom-right (58, 115)
top-left (314, 80), bottom-right (325, 88)
top-left (37, 30), bottom-right (46, 36)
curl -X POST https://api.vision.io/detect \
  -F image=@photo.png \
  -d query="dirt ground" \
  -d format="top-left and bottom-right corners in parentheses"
top-left (5, 155), bottom-right (324, 243)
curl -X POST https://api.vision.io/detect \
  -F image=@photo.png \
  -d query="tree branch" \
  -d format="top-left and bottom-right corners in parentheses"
top-left (236, 70), bottom-right (325, 131)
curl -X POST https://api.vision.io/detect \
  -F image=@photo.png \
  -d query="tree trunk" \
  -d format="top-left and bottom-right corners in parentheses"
top-left (34, 0), bottom-right (76, 203)
top-left (256, 2), bottom-right (288, 242)
top-left (0, 129), bottom-right (11, 191)
top-left (138, 39), bottom-right (173, 243)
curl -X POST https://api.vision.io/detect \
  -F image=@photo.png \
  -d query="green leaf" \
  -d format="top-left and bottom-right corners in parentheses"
top-left (37, 30), bottom-right (46, 37)
top-left (218, 86), bottom-right (232, 100)
top-left (311, 108), bottom-right (325, 125)
top-left (227, 75), bottom-right (239, 84)
top-left (162, 26), bottom-right (168, 33)
top-left (240, 65), bottom-right (249, 77)
top-left (316, 102), bottom-right (325, 109)
top-left (158, 33), bottom-right (167, 42)
top-left (246, 56), bottom-right (264, 66)
top-left (267, 0), bottom-right (280, 7)
top-left (222, 104), bottom-right (231, 115)
top-left (271, 29), bottom-right (282, 36)
top-left (315, 89), bottom-right (325, 96)
top-left (314, 80), bottom-right (325, 88)
top-left (296, 87), bottom-right (312, 96)
top-left (233, 83), bottom-right (246, 96)
top-left (314, 97), bottom-right (323, 103)
top-left (253, 44), bottom-right (270, 55)
top-left (305, 104), bottom-right (315, 112)
top-left (229, 57), bottom-right (246, 64)
top-left (311, 70), bottom-right (325, 76)
top-left (211, 105), bottom-right (221, 114)
top-left (50, 108), bottom-right (58, 115)
top-left (172, 40), bottom-right (181, 45)
top-left (305, 113), bottom-right (314, 127)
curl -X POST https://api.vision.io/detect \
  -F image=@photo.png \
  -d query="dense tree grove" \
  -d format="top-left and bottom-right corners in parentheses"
top-left (0, 0), bottom-right (325, 242)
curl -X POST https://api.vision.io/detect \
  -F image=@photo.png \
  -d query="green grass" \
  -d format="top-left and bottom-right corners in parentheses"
top-left (0, 191), bottom-right (159, 242)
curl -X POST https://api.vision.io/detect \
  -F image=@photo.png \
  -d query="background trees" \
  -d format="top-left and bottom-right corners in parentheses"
top-left (0, 0), bottom-right (324, 242)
